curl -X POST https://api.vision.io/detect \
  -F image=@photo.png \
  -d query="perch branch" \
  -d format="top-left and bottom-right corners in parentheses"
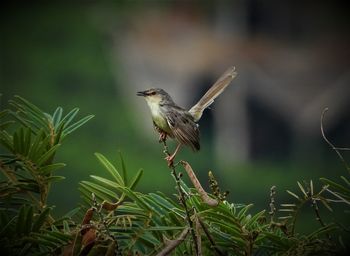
top-left (180, 161), bottom-right (219, 207)
top-left (321, 108), bottom-right (350, 173)
top-left (162, 141), bottom-right (199, 256)
top-left (156, 227), bottom-right (190, 256)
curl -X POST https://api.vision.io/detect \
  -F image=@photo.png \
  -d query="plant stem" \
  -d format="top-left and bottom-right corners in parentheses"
top-left (92, 193), bottom-right (121, 256)
top-left (162, 141), bottom-right (199, 256)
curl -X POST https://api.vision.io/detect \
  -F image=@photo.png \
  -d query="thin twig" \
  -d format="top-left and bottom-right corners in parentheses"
top-left (321, 108), bottom-right (350, 173)
top-left (91, 193), bottom-right (120, 256)
top-left (311, 198), bottom-right (326, 227)
top-left (194, 215), bottom-right (202, 256)
top-left (156, 228), bottom-right (190, 256)
top-left (162, 141), bottom-right (199, 256)
top-left (311, 197), bottom-right (331, 240)
top-left (325, 188), bottom-right (350, 205)
top-left (197, 216), bottom-right (225, 256)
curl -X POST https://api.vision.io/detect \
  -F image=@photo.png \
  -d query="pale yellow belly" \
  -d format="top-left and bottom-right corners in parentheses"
top-left (152, 114), bottom-right (172, 134)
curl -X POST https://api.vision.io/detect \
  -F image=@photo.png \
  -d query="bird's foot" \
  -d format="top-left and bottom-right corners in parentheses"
top-left (165, 154), bottom-right (175, 167)
top-left (158, 132), bottom-right (167, 143)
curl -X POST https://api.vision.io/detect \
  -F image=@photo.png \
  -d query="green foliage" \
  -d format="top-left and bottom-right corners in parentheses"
top-left (0, 96), bottom-right (94, 254)
top-left (0, 95), bottom-right (94, 208)
top-left (78, 153), bottom-right (347, 255)
top-left (1, 96), bottom-right (349, 255)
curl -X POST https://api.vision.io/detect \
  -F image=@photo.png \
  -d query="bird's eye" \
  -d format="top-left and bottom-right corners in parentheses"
top-left (150, 91), bottom-right (156, 95)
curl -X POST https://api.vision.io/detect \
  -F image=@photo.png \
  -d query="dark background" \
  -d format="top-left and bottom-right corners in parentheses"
top-left (1, 1), bottom-right (349, 233)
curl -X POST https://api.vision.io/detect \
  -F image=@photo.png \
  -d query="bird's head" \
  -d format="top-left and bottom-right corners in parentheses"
top-left (137, 88), bottom-right (173, 105)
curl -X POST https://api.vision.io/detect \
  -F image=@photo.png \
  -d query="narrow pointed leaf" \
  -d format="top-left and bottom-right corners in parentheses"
top-left (33, 207), bottom-right (51, 231)
top-left (90, 175), bottom-right (119, 189)
top-left (129, 169), bottom-right (143, 190)
top-left (23, 127), bottom-right (32, 156)
top-left (286, 190), bottom-right (300, 200)
top-left (95, 153), bottom-right (124, 185)
top-left (63, 115), bottom-right (94, 136)
top-left (52, 107), bottom-right (63, 128)
top-left (320, 178), bottom-right (350, 195)
top-left (24, 206), bottom-right (33, 234)
top-left (60, 108), bottom-right (79, 127)
top-left (16, 205), bottom-right (27, 234)
top-left (297, 182), bottom-right (307, 197)
top-left (45, 176), bottom-right (65, 183)
top-left (36, 144), bottom-right (61, 166)
top-left (119, 151), bottom-right (128, 185)
top-left (38, 163), bottom-right (66, 175)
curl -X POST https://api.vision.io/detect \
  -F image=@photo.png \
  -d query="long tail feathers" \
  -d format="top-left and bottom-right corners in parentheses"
top-left (189, 66), bottom-right (237, 122)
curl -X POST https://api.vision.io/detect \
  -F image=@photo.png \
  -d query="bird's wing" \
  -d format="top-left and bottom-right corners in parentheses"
top-left (189, 66), bottom-right (237, 122)
top-left (164, 106), bottom-right (200, 151)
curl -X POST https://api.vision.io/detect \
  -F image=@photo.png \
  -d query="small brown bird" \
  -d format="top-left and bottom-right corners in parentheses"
top-left (137, 66), bottom-right (237, 165)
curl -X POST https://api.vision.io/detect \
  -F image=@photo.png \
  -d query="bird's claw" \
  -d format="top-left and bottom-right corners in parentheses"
top-left (158, 132), bottom-right (167, 143)
top-left (165, 155), bottom-right (174, 167)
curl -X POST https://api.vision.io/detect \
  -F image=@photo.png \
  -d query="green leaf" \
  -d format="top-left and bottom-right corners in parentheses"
top-left (63, 114), bottom-right (94, 136)
top-left (23, 127), bottom-right (32, 156)
top-left (24, 236), bottom-right (58, 248)
top-left (0, 120), bottom-right (15, 129)
top-left (115, 186), bottom-right (152, 211)
top-left (48, 230), bottom-right (72, 242)
top-left (53, 120), bottom-right (65, 144)
top-left (247, 210), bottom-right (265, 226)
top-left (23, 205), bottom-right (33, 234)
top-left (13, 130), bottom-right (20, 153)
top-left (34, 232), bottom-right (65, 245)
top-left (52, 107), bottom-right (63, 129)
top-left (45, 176), bottom-right (65, 183)
top-left (38, 163), bottom-right (66, 175)
top-left (90, 175), bottom-right (119, 189)
top-left (63, 220), bottom-right (70, 233)
top-left (11, 96), bottom-right (49, 129)
top-left (307, 224), bottom-right (337, 239)
top-left (13, 96), bottom-right (41, 112)
top-left (33, 207), bottom-right (51, 232)
top-left (0, 109), bottom-right (9, 119)
top-left (319, 197), bottom-right (333, 212)
top-left (341, 176), bottom-right (350, 187)
top-left (0, 216), bottom-right (16, 238)
top-left (148, 193), bottom-right (183, 218)
top-left (36, 144), bottom-right (61, 166)
top-left (320, 178), bottom-right (350, 196)
top-left (129, 169), bottom-right (143, 190)
top-left (286, 190), bottom-right (300, 200)
top-left (119, 151), bottom-right (128, 185)
top-left (95, 153), bottom-right (124, 185)
top-left (0, 130), bottom-right (14, 152)
top-left (28, 129), bottom-right (46, 159)
top-left (146, 226), bottom-right (185, 231)
top-left (53, 207), bottom-right (81, 225)
top-left (210, 222), bottom-right (246, 247)
top-left (237, 204), bottom-right (253, 219)
top-left (16, 205), bottom-right (28, 235)
top-left (60, 108), bottom-right (79, 127)
top-left (80, 181), bottom-right (118, 200)
top-left (297, 181), bottom-right (308, 198)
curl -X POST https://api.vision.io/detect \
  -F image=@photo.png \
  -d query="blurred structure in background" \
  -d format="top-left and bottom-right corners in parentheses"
top-left (107, 0), bottom-right (350, 165)
top-left (1, 1), bottom-right (350, 213)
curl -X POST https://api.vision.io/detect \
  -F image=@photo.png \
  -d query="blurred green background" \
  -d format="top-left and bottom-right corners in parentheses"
top-left (1, 1), bottom-right (349, 233)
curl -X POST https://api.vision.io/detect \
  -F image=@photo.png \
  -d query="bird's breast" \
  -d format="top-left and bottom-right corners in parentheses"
top-left (147, 101), bottom-right (172, 134)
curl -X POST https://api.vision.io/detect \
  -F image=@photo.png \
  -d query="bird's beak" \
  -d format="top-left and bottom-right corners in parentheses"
top-left (137, 91), bottom-right (147, 97)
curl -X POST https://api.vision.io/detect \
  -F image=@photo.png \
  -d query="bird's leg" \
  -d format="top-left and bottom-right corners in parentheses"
top-left (158, 131), bottom-right (167, 143)
top-left (165, 143), bottom-right (181, 166)
top-left (153, 121), bottom-right (167, 143)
